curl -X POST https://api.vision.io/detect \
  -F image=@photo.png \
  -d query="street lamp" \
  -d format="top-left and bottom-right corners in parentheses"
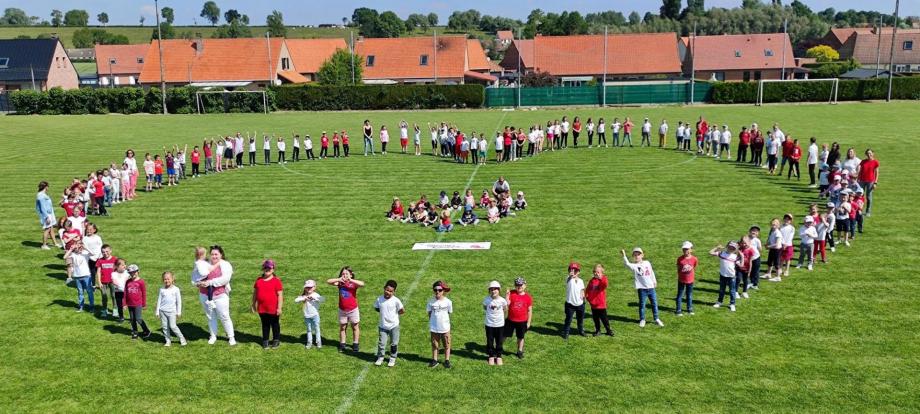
top-left (155, 0), bottom-right (167, 114)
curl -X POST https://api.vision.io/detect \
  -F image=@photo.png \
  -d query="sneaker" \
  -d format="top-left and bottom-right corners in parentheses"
top-left (689, 312), bottom-right (695, 315)
top-left (796, 264), bottom-right (802, 269)
top-left (316, 344), bottom-right (322, 349)
top-left (164, 342), bottom-right (171, 347)
top-left (676, 312), bottom-right (683, 317)
top-left (305, 343), bottom-right (312, 349)
top-left (428, 360), bottom-right (440, 368)
top-left (830, 247), bottom-right (836, 252)
top-left (180, 340), bottom-right (188, 346)
top-left (387, 357), bottom-right (396, 367)
top-left (713, 303), bottom-right (721, 308)
top-left (228, 338), bottom-right (237, 346)
top-left (271, 340), bottom-right (280, 349)
top-left (131, 334), bottom-right (138, 340)
top-left (734, 292), bottom-right (741, 299)
top-left (655, 319), bottom-right (664, 327)
top-left (488, 357), bottom-right (495, 366)
top-left (75, 308), bottom-right (83, 313)
top-left (742, 292), bottom-right (750, 299)
top-left (808, 264), bottom-right (813, 271)
top-left (375, 357), bottom-right (385, 366)
top-left (516, 351), bottom-right (524, 359)
top-left (752, 285), bottom-right (759, 290)
top-left (65, 277), bottom-right (74, 286)
top-left (845, 241), bottom-right (850, 247)
top-left (496, 358), bottom-right (504, 366)
top-left (208, 336), bottom-right (217, 345)
top-left (746, 284), bottom-right (753, 290)
top-left (443, 360), bottom-right (452, 369)
top-left (338, 344), bottom-right (346, 353)
top-left (41, 244), bottom-right (51, 250)
top-left (352, 343), bottom-right (359, 352)
top-left (769, 277), bottom-right (782, 282)
top-left (729, 305), bottom-right (736, 312)
top-left (143, 331), bottom-right (152, 339)
top-left (639, 320), bottom-right (646, 328)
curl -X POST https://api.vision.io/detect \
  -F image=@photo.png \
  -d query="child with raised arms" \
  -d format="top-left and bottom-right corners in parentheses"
top-left (622, 248), bottom-right (663, 327)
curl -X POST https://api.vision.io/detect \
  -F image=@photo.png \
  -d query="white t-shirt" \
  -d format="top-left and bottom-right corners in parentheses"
top-left (721, 130), bottom-right (732, 144)
top-left (494, 136), bottom-right (504, 151)
top-left (295, 292), bottom-right (324, 318)
top-left (157, 285), bottom-right (182, 314)
top-left (124, 157), bottom-right (138, 172)
top-left (623, 258), bottom-right (657, 289)
top-left (597, 122), bottom-right (606, 133)
top-left (561, 121), bottom-right (570, 133)
top-left (374, 295), bottom-right (404, 330)
top-left (780, 224), bottom-right (796, 247)
top-left (68, 215), bottom-right (86, 235)
top-left (612, 122), bottom-right (621, 133)
top-left (293, 137), bottom-right (300, 148)
top-left (111, 270), bottom-right (129, 292)
top-left (249, 141), bottom-right (256, 152)
top-left (143, 160), bottom-right (155, 175)
top-left (400, 127), bottom-right (408, 139)
top-left (471, 138), bottom-right (479, 150)
top-left (70, 250), bottom-right (91, 278)
top-left (304, 138), bottom-right (313, 150)
top-left (263, 139), bottom-right (271, 150)
top-left (807, 144), bottom-right (819, 164)
top-left (479, 138), bottom-right (488, 151)
top-left (659, 123), bottom-right (669, 134)
top-left (768, 137), bottom-right (781, 155)
top-left (565, 276), bottom-right (585, 306)
top-left (717, 251), bottom-right (738, 278)
top-left (677, 125), bottom-right (686, 138)
top-left (842, 157), bottom-right (861, 175)
top-left (774, 129), bottom-right (786, 142)
top-left (277, 141), bottom-right (286, 151)
top-left (82, 234), bottom-right (103, 261)
top-left (767, 228), bottom-right (783, 249)
top-left (748, 237), bottom-right (762, 260)
top-left (642, 122), bottom-right (651, 133)
top-left (799, 225), bottom-right (818, 245)
top-left (586, 122), bottom-right (595, 133)
top-left (482, 296), bottom-right (507, 328)
top-left (426, 297), bottom-right (453, 333)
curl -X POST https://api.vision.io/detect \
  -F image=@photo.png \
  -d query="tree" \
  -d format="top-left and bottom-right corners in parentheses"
top-left (685, 0), bottom-right (706, 16)
top-left (352, 7), bottom-right (379, 37)
top-left (200, 1), bottom-right (220, 26)
top-left (240, 14), bottom-right (249, 25)
top-left (742, 0), bottom-right (762, 9)
top-left (448, 9), bottom-right (481, 31)
top-left (427, 12), bottom-right (438, 26)
top-left (660, 0), bottom-right (681, 20)
top-left (96, 12), bottom-right (109, 26)
top-left (139, 15), bottom-right (145, 26)
top-left (317, 49), bottom-right (363, 85)
top-left (376, 11), bottom-right (405, 38)
top-left (405, 13), bottom-right (429, 31)
top-left (790, 0), bottom-right (812, 17)
top-left (521, 70), bottom-right (556, 87)
top-left (152, 22), bottom-right (176, 40)
top-left (212, 18), bottom-right (251, 38)
top-left (63, 9), bottom-right (89, 26)
top-left (266, 10), bottom-right (286, 37)
top-left (559, 11), bottom-right (588, 35)
top-left (628, 11), bottom-right (641, 25)
top-left (161, 7), bottom-right (175, 24)
top-left (50, 10), bottom-right (62, 27)
top-left (224, 9), bottom-right (241, 24)
top-left (1, 8), bottom-right (30, 25)
top-left (72, 28), bottom-right (129, 48)
top-left (806, 45), bottom-right (839, 62)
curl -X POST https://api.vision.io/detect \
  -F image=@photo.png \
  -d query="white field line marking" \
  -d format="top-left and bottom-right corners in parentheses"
top-left (334, 113), bottom-right (504, 414)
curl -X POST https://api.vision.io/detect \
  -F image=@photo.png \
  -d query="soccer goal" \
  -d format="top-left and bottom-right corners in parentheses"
top-left (194, 90), bottom-right (269, 114)
top-left (756, 78), bottom-right (839, 106)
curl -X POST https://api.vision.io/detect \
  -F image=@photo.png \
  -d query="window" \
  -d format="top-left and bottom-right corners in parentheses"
top-left (0, 57), bottom-right (8, 68)
top-left (109, 58), bottom-right (117, 65)
top-left (754, 71), bottom-right (762, 81)
top-left (734, 50), bottom-right (742, 58)
top-left (419, 54), bottom-right (429, 66)
top-left (281, 57), bottom-right (290, 71)
top-left (137, 57), bottom-right (144, 64)
top-left (764, 49), bottom-right (774, 57)
top-left (714, 72), bottom-right (726, 81)
top-left (895, 65), bottom-right (908, 73)
top-left (904, 41), bottom-right (914, 51)
top-left (743, 71), bottom-right (751, 82)
top-left (366, 55), bottom-right (375, 67)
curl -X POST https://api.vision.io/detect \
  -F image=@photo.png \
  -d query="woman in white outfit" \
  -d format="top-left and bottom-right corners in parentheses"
top-left (193, 245), bottom-right (236, 345)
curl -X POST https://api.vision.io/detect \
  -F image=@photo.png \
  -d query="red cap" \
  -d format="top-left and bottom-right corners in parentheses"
top-left (569, 262), bottom-right (581, 271)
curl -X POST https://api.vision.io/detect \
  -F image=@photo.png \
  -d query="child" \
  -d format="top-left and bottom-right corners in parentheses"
top-left (143, 153), bottom-right (155, 192)
top-left (414, 123), bottom-right (422, 156)
top-left (437, 191), bottom-right (450, 210)
top-left (562, 262), bottom-right (586, 338)
top-left (427, 280), bottom-right (453, 368)
top-left (464, 189), bottom-right (475, 208)
top-left (622, 248), bottom-right (663, 327)
top-left (252, 260), bottom-right (283, 349)
top-left (436, 210), bottom-right (453, 233)
top-left (736, 238), bottom-right (754, 299)
top-left (94, 244), bottom-right (118, 318)
top-left (745, 226), bottom-right (763, 290)
top-left (479, 190), bottom-right (491, 209)
top-left (478, 133), bottom-right (488, 165)
top-left (304, 135), bottom-right (315, 160)
top-left (341, 130), bottom-right (350, 157)
top-left (327, 266), bottom-right (364, 353)
top-left (110, 259), bottom-right (129, 323)
top-left (796, 216), bottom-right (818, 270)
top-left (155, 271), bottom-right (187, 346)
top-left (65, 240), bottom-right (94, 312)
top-left (191, 247), bottom-right (216, 310)
top-left (504, 277), bottom-right (532, 359)
top-left (513, 191), bottom-right (527, 211)
top-left (780, 214), bottom-right (796, 277)
top-left (824, 202), bottom-right (837, 254)
top-left (487, 200), bottom-right (500, 224)
top-left (709, 242), bottom-right (740, 312)
top-left (153, 155), bottom-right (164, 189)
top-left (387, 197), bottom-right (404, 221)
top-left (586, 264), bottom-right (613, 336)
top-left (766, 219), bottom-right (784, 282)
top-left (499, 195), bottom-right (513, 217)
top-left (483, 281), bottom-right (508, 366)
top-left (676, 241), bottom-right (698, 315)
top-left (124, 264), bottom-right (151, 339)
top-left (332, 132), bottom-right (341, 158)
top-left (294, 280), bottom-right (324, 348)
top-left (319, 132), bottom-right (329, 159)
top-left (399, 121), bottom-right (409, 154)
top-left (450, 191), bottom-right (463, 210)
top-left (459, 205), bottom-right (479, 226)
top-left (373, 280), bottom-right (405, 367)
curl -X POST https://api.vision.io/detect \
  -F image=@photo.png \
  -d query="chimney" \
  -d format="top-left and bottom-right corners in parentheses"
top-left (194, 33), bottom-right (204, 56)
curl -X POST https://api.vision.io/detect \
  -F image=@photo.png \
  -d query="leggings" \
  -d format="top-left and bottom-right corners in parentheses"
top-left (192, 163), bottom-right (200, 175)
top-left (767, 154), bottom-right (778, 171)
top-left (129, 306), bottom-right (149, 335)
top-left (248, 152), bottom-right (255, 166)
top-left (590, 307), bottom-right (612, 334)
top-left (597, 132), bottom-right (606, 146)
top-left (293, 147), bottom-right (300, 161)
top-left (259, 313), bottom-right (281, 343)
top-left (114, 291), bottom-right (124, 319)
top-left (277, 151), bottom-right (285, 163)
top-left (572, 131), bottom-right (580, 147)
top-left (343, 144), bottom-right (350, 157)
top-left (484, 326), bottom-right (504, 358)
top-left (787, 160), bottom-right (800, 180)
top-left (808, 163), bottom-right (817, 185)
top-left (333, 144), bottom-right (340, 157)
top-left (587, 131), bottom-right (594, 146)
top-left (814, 239), bottom-right (827, 262)
top-left (264, 149), bottom-right (271, 165)
top-left (381, 142), bottom-right (388, 153)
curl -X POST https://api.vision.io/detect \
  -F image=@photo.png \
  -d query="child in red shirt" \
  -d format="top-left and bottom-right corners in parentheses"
top-left (124, 264), bottom-right (150, 339)
top-left (504, 277), bottom-right (532, 358)
top-left (788, 139), bottom-right (802, 181)
top-left (94, 244), bottom-right (118, 318)
top-left (332, 132), bottom-right (341, 158)
top-left (586, 264), bottom-right (613, 336)
top-left (341, 130), bottom-right (350, 157)
top-left (252, 259), bottom-right (284, 349)
top-left (676, 241), bottom-right (698, 315)
top-left (319, 133), bottom-right (329, 159)
top-left (153, 155), bottom-right (164, 189)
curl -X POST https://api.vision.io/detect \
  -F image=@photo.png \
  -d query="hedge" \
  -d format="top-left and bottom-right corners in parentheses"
top-left (271, 84), bottom-right (485, 111)
top-left (711, 77), bottom-right (920, 104)
top-left (9, 87), bottom-right (274, 115)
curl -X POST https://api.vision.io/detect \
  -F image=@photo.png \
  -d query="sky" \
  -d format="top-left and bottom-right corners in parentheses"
top-left (5, 0), bottom-right (917, 26)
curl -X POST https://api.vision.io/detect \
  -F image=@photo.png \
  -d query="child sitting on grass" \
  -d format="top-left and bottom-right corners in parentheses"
top-left (479, 190), bottom-right (491, 209)
top-left (464, 189), bottom-right (475, 209)
top-left (387, 197), bottom-right (404, 221)
top-left (436, 210), bottom-right (453, 233)
top-left (437, 191), bottom-right (450, 210)
top-left (450, 191), bottom-right (463, 210)
top-left (513, 191), bottom-right (527, 211)
top-left (487, 200), bottom-right (501, 224)
top-left (459, 205), bottom-right (479, 226)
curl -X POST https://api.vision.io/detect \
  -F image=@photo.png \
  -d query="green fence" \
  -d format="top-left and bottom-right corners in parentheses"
top-left (485, 82), bottom-right (712, 107)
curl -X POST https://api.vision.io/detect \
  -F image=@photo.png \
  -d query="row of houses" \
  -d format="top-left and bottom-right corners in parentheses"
top-left (1, 27), bottom-right (918, 92)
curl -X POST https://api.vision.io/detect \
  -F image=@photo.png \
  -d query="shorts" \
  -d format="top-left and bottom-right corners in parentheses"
top-left (430, 331), bottom-right (451, 344)
top-left (155, 174), bottom-right (163, 184)
top-left (836, 218), bottom-right (849, 232)
top-left (400, 138), bottom-right (408, 146)
top-left (41, 215), bottom-right (56, 230)
top-left (767, 248), bottom-right (782, 268)
top-left (223, 148), bottom-right (233, 158)
top-left (504, 321), bottom-right (528, 339)
top-left (782, 246), bottom-right (794, 261)
top-left (146, 174), bottom-right (154, 182)
top-left (167, 168), bottom-right (175, 176)
top-left (479, 150), bottom-right (486, 158)
top-left (338, 308), bottom-right (360, 324)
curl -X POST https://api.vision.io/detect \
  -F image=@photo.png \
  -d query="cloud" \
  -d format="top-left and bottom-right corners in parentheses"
top-left (140, 5), bottom-right (156, 18)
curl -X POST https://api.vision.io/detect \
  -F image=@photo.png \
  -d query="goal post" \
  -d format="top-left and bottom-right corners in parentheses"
top-left (194, 90), bottom-right (269, 114)
top-left (756, 78), bottom-right (839, 106)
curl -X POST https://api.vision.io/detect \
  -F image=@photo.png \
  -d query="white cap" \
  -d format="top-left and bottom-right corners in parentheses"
top-left (681, 241), bottom-right (693, 250)
top-left (805, 216), bottom-right (814, 223)
top-left (488, 280), bottom-right (501, 289)
top-left (632, 247), bottom-right (644, 254)
top-left (304, 279), bottom-right (316, 288)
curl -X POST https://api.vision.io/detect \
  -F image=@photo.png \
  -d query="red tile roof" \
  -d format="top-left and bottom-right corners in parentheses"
top-left (285, 38), bottom-right (347, 75)
top-left (496, 30), bottom-right (514, 41)
top-left (95, 44), bottom-right (149, 75)
top-left (687, 33), bottom-right (795, 71)
top-left (139, 38), bottom-right (286, 84)
top-left (354, 35), bottom-right (489, 80)
top-left (278, 70), bottom-right (308, 83)
top-left (523, 33), bottom-right (681, 76)
top-left (850, 31), bottom-right (920, 65)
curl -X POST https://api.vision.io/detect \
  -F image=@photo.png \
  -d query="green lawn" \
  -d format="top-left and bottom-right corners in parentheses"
top-left (1, 103), bottom-right (918, 412)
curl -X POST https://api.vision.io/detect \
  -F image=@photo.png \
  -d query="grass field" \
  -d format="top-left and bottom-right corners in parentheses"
top-left (1, 103), bottom-right (918, 412)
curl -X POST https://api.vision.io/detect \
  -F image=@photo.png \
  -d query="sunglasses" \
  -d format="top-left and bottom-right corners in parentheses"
top-left (433, 288), bottom-right (444, 292)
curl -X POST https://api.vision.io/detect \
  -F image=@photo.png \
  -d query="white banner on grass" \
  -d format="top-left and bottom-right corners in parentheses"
top-left (412, 242), bottom-right (492, 251)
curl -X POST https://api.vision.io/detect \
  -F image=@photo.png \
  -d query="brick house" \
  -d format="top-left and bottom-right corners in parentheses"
top-left (0, 38), bottom-right (79, 91)
top-left (95, 44), bottom-right (150, 87)
top-left (680, 33), bottom-right (801, 82)
top-left (824, 28), bottom-right (920, 74)
top-left (284, 38), bottom-right (347, 82)
top-left (354, 36), bottom-right (496, 84)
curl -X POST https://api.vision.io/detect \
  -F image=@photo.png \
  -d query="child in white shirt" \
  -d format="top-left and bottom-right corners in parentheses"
top-left (483, 281), bottom-right (508, 365)
top-left (373, 280), bottom-right (405, 367)
top-left (622, 248), bottom-right (663, 326)
top-left (709, 242), bottom-right (740, 311)
top-left (427, 280), bottom-right (453, 368)
top-left (797, 216), bottom-right (818, 270)
top-left (294, 279), bottom-right (324, 348)
top-left (155, 271), bottom-right (187, 346)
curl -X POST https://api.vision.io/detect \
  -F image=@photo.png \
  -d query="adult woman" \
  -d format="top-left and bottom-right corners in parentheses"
top-left (35, 181), bottom-right (59, 250)
top-left (123, 149), bottom-right (138, 200)
top-left (194, 245), bottom-right (236, 345)
top-left (750, 123), bottom-right (764, 166)
top-left (363, 120), bottom-right (374, 156)
top-left (857, 149), bottom-right (879, 216)
top-left (841, 147), bottom-right (860, 176)
top-left (826, 142), bottom-right (841, 169)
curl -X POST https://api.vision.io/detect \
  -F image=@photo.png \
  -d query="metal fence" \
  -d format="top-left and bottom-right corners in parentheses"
top-left (485, 82), bottom-right (713, 107)
top-left (0, 91), bottom-right (10, 113)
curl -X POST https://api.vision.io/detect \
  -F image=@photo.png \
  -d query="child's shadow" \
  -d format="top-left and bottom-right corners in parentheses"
top-left (450, 342), bottom-right (487, 361)
top-left (627, 302), bottom-right (677, 313)
top-left (44, 263), bottom-right (67, 271)
top-left (46, 272), bottom-right (67, 281)
top-left (530, 321), bottom-right (565, 337)
top-left (49, 299), bottom-right (78, 308)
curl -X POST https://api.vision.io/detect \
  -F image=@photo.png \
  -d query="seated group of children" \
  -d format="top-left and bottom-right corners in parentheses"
top-left (386, 189), bottom-right (528, 231)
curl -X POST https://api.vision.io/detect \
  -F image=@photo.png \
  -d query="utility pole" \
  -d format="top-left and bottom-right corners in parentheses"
top-left (690, 22), bottom-right (697, 104)
top-left (875, 15), bottom-right (883, 78)
top-left (780, 18), bottom-right (788, 80)
top-left (887, 0), bottom-right (900, 102)
top-left (433, 29), bottom-right (438, 84)
top-left (517, 27), bottom-right (522, 108)
top-left (266, 32), bottom-right (273, 85)
top-left (155, 0), bottom-right (166, 115)
top-left (350, 31), bottom-right (355, 85)
top-left (602, 26), bottom-right (608, 107)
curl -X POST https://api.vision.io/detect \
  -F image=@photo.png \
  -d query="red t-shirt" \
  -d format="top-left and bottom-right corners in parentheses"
top-left (677, 255), bottom-right (698, 284)
top-left (96, 256), bottom-right (118, 284)
top-left (253, 276), bottom-right (283, 314)
top-left (782, 140), bottom-right (794, 157)
top-left (585, 276), bottom-right (608, 309)
top-left (154, 160), bottom-right (164, 174)
top-left (738, 248), bottom-right (754, 271)
top-left (697, 121), bottom-right (708, 139)
top-left (337, 280), bottom-right (360, 311)
top-left (739, 131), bottom-right (751, 145)
top-left (124, 278), bottom-right (146, 307)
top-left (791, 146), bottom-right (802, 161)
top-left (191, 150), bottom-right (201, 164)
top-left (858, 159), bottom-right (879, 183)
top-left (333, 134), bottom-right (340, 144)
top-left (203, 146), bottom-right (212, 157)
top-left (849, 200), bottom-right (860, 219)
top-left (573, 121), bottom-right (582, 132)
top-left (62, 201), bottom-right (79, 217)
top-left (342, 134), bottom-right (349, 145)
top-left (507, 291), bottom-right (532, 322)
top-left (503, 132), bottom-right (512, 146)
top-left (624, 122), bottom-right (633, 134)
top-left (92, 180), bottom-right (104, 197)
top-left (321, 136), bottom-right (329, 148)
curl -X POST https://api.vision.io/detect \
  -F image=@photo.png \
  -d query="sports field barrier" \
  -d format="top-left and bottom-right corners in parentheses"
top-left (484, 82), bottom-right (714, 107)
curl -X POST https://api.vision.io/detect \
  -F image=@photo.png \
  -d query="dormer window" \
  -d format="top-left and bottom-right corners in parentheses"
top-left (137, 57), bottom-right (144, 64)
top-left (764, 49), bottom-right (774, 57)
top-left (734, 50), bottom-right (742, 58)
top-left (109, 58), bottom-right (117, 65)
top-left (904, 41), bottom-right (914, 51)
top-left (420, 54), bottom-right (429, 66)
top-left (0, 57), bottom-right (9, 68)
top-left (366, 55), bottom-right (375, 67)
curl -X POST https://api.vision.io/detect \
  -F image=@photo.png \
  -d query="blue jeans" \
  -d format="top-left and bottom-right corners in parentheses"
top-left (675, 283), bottom-right (693, 314)
top-left (364, 137), bottom-right (374, 155)
top-left (637, 288), bottom-right (659, 321)
top-left (436, 223), bottom-right (453, 232)
top-left (717, 276), bottom-right (737, 305)
top-left (622, 133), bottom-right (632, 147)
top-left (304, 315), bottom-right (321, 346)
top-left (612, 132), bottom-right (620, 147)
top-left (859, 181), bottom-right (875, 214)
top-left (75, 276), bottom-right (95, 310)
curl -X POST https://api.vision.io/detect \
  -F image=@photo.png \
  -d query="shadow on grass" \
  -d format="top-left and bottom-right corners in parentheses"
top-left (627, 302), bottom-right (677, 313)
top-left (21, 241), bottom-right (44, 248)
top-left (530, 322), bottom-right (564, 338)
top-left (44, 263), bottom-right (66, 270)
top-left (451, 342), bottom-right (487, 361)
top-left (46, 272), bottom-right (67, 281)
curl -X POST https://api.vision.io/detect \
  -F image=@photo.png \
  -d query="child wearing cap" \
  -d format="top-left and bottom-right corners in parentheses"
top-left (483, 281), bottom-right (508, 365)
top-left (373, 280), bottom-right (405, 367)
top-left (814, 209), bottom-right (831, 263)
top-left (513, 191), bottom-right (527, 211)
top-left (586, 264), bottom-right (614, 335)
top-left (745, 226), bottom-right (763, 290)
top-left (766, 219), bottom-right (784, 282)
top-left (562, 262), bottom-right (586, 338)
top-left (124, 264), bottom-right (151, 339)
top-left (459, 205), bottom-right (479, 226)
top-left (504, 277), bottom-right (532, 359)
top-left (676, 241), bottom-right (698, 316)
top-left (427, 280), bottom-right (453, 368)
top-left (155, 271), bottom-right (186, 346)
top-left (252, 260), bottom-right (283, 349)
top-left (294, 279), bottom-right (325, 349)
top-left (327, 266), bottom-right (364, 353)
top-left (796, 217), bottom-right (818, 271)
top-left (622, 248), bottom-right (664, 327)
top-left (824, 202), bottom-right (837, 254)
top-left (709, 243), bottom-right (740, 312)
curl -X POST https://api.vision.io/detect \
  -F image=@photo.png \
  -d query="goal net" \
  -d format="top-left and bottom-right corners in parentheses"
top-left (756, 78), bottom-right (839, 106)
top-left (195, 90), bottom-right (269, 114)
